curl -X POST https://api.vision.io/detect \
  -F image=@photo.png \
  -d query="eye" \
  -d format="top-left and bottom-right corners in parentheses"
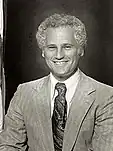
top-left (47, 45), bottom-right (57, 50)
top-left (63, 44), bottom-right (73, 50)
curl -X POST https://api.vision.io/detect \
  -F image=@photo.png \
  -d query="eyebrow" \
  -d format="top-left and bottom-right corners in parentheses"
top-left (47, 44), bottom-right (57, 48)
top-left (47, 44), bottom-right (56, 46)
top-left (47, 43), bottom-right (74, 46)
top-left (62, 43), bottom-right (74, 46)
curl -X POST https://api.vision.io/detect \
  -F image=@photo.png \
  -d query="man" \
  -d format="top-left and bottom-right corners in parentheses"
top-left (0, 13), bottom-right (113, 151)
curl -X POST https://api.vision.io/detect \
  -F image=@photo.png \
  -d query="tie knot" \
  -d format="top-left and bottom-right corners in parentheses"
top-left (55, 82), bottom-right (67, 96)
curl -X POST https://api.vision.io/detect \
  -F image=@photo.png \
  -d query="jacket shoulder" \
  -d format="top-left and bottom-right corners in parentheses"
top-left (10, 75), bottom-right (50, 109)
top-left (18, 75), bottom-right (49, 90)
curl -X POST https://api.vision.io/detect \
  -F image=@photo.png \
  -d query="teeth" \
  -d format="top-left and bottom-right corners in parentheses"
top-left (55, 62), bottom-right (65, 65)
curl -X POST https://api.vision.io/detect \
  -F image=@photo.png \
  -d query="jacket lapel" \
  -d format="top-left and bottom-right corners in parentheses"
top-left (63, 72), bottom-right (96, 151)
top-left (32, 76), bottom-right (54, 151)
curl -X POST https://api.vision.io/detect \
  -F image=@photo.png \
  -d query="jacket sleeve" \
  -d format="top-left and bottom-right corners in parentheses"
top-left (0, 85), bottom-right (28, 151)
top-left (92, 94), bottom-right (113, 151)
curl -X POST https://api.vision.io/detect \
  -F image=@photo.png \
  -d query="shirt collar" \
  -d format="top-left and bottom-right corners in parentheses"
top-left (50, 69), bottom-right (80, 100)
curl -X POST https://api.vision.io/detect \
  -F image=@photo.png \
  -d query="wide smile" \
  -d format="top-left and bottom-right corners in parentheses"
top-left (53, 61), bottom-right (69, 65)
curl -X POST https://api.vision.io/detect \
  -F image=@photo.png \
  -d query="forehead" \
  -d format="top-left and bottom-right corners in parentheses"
top-left (45, 27), bottom-right (76, 45)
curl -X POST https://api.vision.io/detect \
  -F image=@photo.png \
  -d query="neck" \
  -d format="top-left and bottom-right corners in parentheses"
top-left (52, 68), bottom-right (78, 82)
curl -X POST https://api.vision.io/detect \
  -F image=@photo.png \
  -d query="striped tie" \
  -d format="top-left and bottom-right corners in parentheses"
top-left (52, 82), bottom-right (67, 151)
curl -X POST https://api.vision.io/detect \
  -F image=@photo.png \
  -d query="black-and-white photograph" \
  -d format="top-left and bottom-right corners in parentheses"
top-left (1, 0), bottom-right (113, 150)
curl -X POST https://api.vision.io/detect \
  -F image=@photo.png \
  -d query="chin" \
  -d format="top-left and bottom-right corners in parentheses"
top-left (54, 71), bottom-right (67, 76)
top-left (53, 72), bottom-right (70, 81)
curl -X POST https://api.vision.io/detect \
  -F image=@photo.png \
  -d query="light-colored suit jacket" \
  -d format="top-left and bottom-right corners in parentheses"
top-left (0, 71), bottom-right (113, 151)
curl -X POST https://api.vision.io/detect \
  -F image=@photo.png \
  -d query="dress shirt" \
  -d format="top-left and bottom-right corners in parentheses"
top-left (50, 69), bottom-right (80, 117)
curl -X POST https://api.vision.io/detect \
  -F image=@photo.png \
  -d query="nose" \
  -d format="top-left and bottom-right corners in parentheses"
top-left (55, 47), bottom-right (64, 59)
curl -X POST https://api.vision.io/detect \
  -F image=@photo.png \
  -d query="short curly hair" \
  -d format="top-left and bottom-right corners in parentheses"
top-left (36, 13), bottom-right (87, 49)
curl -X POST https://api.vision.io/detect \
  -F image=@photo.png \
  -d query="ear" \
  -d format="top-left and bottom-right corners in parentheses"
top-left (78, 47), bottom-right (84, 57)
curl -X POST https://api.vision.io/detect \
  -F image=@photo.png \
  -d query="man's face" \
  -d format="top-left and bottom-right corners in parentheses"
top-left (43, 27), bottom-right (84, 81)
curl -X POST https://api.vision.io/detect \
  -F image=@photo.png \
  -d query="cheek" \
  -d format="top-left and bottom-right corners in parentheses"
top-left (66, 50), bottom-right (78, 60)
top-left (69, 53), bottom-right (80, 67)
top-left (44, 51), bottom-right (54, 59)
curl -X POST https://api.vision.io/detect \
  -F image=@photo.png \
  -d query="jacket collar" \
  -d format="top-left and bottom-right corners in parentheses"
top-left (31, 71), bottom-right (96, 151)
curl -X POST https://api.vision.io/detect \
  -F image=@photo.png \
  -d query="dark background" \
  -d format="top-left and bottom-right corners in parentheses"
top-left (4, 0), bottom-right (113, 112)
